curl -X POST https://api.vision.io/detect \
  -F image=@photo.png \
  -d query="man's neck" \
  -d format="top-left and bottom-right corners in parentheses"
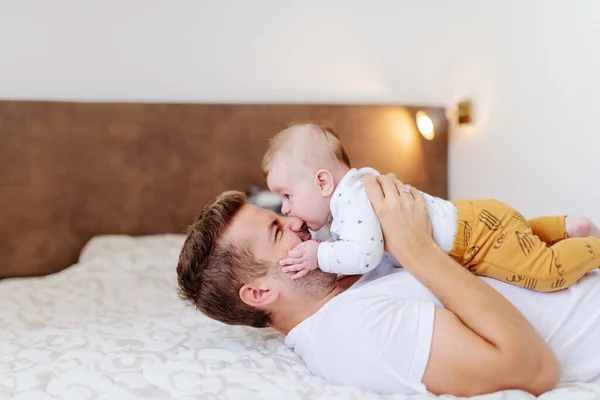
top-left (269, 275), bottom-right (361, 335)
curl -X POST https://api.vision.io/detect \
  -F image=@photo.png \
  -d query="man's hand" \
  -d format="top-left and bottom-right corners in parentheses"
top-left (280, 240), bottom-right (320, 280)
top-left (362, 174), bottom-right (432, 265)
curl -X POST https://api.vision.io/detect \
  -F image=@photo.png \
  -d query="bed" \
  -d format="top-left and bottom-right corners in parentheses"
top-left (1, 234), bottom-right (598, 399)
top-left (1, 101), bottom-right (597, 399)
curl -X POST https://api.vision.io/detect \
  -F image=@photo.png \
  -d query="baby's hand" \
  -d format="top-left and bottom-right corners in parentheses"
top-left (280, 240), bottom-right (320, 280)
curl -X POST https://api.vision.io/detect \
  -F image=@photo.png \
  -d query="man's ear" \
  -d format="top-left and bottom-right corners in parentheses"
top-left (239, 278), bottom-right (280, 309)
top-left (315, 169), bottom-right (335, 197)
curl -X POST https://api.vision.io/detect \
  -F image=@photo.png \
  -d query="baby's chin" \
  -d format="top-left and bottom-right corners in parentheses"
top-left (306, 223), bottom-right (325, 233)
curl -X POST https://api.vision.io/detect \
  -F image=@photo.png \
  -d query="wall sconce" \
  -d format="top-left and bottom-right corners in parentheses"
top-left (457, 100), bottom-right (473, 124)
top-left (415, 111), bottom-right (435, 140)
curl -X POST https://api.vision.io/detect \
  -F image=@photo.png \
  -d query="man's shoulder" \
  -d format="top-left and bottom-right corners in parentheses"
top-left (297, 270), bottom-right (436, 338)
top-left (295, 284), bottom-right (391, 339)
top-left (288, 287), bottom-right (394, 357)
top-left (316, 285), bottom-right (381, 323)
top-left (319, 276), bottom-right (433, 326)
top-left (288, 277), bottom-right (437, 395)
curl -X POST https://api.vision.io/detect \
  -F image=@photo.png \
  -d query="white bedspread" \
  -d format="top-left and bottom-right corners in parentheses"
top-left (1, 235), bottom-right (598, 400)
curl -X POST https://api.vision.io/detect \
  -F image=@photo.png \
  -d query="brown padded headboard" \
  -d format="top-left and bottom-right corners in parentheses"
top-left (0, 101), bottom-right (448, 277)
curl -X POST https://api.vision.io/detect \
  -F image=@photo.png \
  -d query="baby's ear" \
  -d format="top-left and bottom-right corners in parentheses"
top-left (315, 169), bottom-right (335, 197)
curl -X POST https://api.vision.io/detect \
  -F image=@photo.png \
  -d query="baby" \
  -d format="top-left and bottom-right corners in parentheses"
top-left (262, 122), bottom-right (600, 292)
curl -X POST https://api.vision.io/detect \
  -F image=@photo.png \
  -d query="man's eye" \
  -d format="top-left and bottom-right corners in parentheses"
top-left (275, 221), bottom-right (284, 242)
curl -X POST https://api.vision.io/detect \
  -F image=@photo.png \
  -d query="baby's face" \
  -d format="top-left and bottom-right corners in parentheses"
top-left (267, 165), bottom-right (331, 231)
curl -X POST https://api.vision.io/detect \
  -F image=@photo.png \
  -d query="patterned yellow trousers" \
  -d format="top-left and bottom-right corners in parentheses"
top-left (449, 200), bottom-right (600, 292)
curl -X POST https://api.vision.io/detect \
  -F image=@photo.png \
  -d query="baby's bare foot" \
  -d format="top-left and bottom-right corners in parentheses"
top-left (566, 216), bottom-right (600, 238)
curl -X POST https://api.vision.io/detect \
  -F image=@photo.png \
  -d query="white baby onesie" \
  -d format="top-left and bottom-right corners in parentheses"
top-left (316, 167), bottom-right (459, 274)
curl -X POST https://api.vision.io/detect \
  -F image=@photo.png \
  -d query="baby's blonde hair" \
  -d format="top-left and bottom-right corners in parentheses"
top-left (262, 122), bottom-right (351, 178)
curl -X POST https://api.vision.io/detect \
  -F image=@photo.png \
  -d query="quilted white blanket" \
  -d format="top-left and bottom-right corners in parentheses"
top-left (1, 235), bottom-right (598, 400)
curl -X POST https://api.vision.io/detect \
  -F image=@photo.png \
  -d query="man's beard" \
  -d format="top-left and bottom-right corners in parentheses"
top-left (291, 268), bottom-right (338, 299)
top-left (297, 225), bottom-right (312, 242)
top-left (284, 223), bottom-right (338, 299)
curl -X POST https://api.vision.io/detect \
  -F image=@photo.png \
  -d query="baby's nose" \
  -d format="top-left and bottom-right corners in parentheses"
top-left (281, 205), bottom-right (291, 215)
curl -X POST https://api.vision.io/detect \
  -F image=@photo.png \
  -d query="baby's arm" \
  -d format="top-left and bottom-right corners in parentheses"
top-left (318, 179), bottom-right (385, 275)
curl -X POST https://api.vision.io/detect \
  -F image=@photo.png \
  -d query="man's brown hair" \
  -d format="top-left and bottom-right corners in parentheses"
top-left (177, 191), bottom-right (272, 328)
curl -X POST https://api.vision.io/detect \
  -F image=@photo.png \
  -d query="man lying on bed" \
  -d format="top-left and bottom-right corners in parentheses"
top-left (176, 174), bottom-right (600, 397)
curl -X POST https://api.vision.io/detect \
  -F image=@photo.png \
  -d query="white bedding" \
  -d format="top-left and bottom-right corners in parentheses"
top-left (1, 235), bottom-right (599, 400)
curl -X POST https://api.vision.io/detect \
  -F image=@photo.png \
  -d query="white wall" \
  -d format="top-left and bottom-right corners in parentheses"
top-left (2, 0), bottom-right (599, 221)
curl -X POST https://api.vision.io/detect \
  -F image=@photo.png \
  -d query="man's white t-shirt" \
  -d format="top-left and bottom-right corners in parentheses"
top-left (285, 262), bottom-right (600, 395)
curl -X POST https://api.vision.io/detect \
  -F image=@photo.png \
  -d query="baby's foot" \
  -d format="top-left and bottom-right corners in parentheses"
top-left (566, 216), bottom-right (600, 238)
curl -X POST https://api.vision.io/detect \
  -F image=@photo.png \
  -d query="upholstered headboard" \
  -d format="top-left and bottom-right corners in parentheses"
top-left (0, 101), bottom-right (448, 277)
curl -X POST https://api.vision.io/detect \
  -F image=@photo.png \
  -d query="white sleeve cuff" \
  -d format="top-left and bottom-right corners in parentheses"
top-left (317, 242), bottom-right (334, 273)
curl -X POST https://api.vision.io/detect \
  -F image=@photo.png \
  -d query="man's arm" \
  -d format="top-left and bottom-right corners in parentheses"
top-left (363, 175), bottom-right (561, 397)
top-left (416, 246), bottom-right (560, 397)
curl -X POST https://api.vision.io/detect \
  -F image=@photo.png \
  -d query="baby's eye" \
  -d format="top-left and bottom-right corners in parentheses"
top-left (284, 194), bottom-right (291, 200)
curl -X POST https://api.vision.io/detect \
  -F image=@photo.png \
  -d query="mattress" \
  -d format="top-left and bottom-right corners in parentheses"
top-left (1, 234), bottom-right (598, 400)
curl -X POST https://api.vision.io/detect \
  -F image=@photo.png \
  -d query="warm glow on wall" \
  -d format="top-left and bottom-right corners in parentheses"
top-left (380, 108), bottom-right (426, 182)
top-left (416, 111), bottom-right (435, 140)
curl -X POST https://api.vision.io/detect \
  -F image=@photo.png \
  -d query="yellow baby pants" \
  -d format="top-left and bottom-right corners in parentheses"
top-left (449, 199), bottom-right (600, 292)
